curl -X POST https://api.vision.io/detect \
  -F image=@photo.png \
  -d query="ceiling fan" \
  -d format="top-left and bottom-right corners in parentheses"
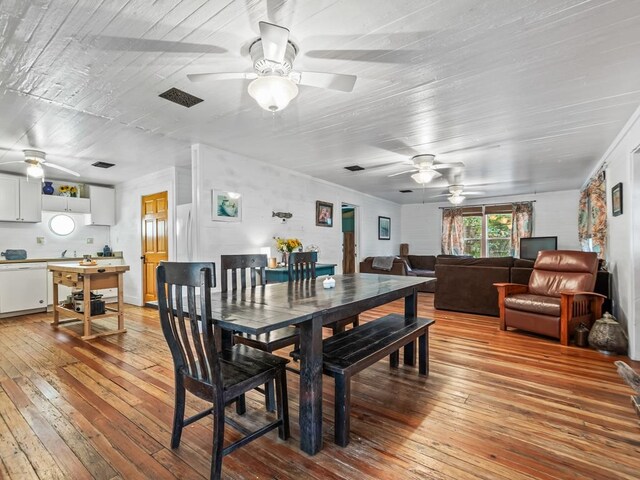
top-left (187, 21), bottom-right (357, 112)
top-left (388, 154), bottom-right (465, 184)
top-left (0, 149), bottom-right (80, 179)
top-left (432, 184), bottom-right (485, 205)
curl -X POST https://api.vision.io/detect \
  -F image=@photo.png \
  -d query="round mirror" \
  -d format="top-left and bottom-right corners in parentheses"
top-left (49, 214), bottom-right (75, 236)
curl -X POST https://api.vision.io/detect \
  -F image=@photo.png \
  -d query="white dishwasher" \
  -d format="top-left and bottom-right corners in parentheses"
top-left (0, 262), bottom-right (48, 315)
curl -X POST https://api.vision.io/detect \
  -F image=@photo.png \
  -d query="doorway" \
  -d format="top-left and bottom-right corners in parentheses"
top-left (141, 191), bottom-right (168, 303)
top-left (342, 204), bottom-right (358, 273)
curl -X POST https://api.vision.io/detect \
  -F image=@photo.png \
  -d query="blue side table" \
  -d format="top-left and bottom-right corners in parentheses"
top-left (265, 264), bottom-right (336, 283)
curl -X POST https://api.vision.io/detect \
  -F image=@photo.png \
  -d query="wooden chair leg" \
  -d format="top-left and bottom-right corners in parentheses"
top-left (275, 368), bottom-right (290, 440)
top-left (419, 333), bottom-right (429, 376)
top-left (389, 350), bottom-right (399, 368)
top-left (334, 374), bottom-right (351, 447)
top-left (171, 375), bottom-right (186, 448)
top-left (235, 394), bottom-right (246, 415)
top-left (211, 400), bottom-right (225, 480)
top-left (264, 380), bottom-right (276, 413)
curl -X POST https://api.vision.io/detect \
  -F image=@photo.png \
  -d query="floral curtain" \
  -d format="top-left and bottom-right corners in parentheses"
top-left (578, 171), bottom-right (607, 259)
top-left (441, 208), bottom-right (464, 254)
top-left (510, 202), bottom-right (533, 257)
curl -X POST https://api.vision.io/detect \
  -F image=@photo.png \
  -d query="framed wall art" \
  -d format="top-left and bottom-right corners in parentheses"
top-left (212, 190), bottom-right (242, 222)
top-left (316, 201), bottom-right (333, 227)
top-left (378, 216), bottom-right (391, 240)
top-left (612, 182), bottom-right (623, 216)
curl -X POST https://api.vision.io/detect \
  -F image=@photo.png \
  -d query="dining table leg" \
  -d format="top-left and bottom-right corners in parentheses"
top-left (298, 313), bottom-right (324, 455)
top-left (403, 288), bottom-right (417, 366)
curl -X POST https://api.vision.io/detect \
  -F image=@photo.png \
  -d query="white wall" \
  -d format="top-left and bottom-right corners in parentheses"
top-left (400, 190), bottom-right (580, 254)
top-left (0, 212), bottom-right (109, 259)
top-left (111, 167), bottom-right (177, 305)
top-left (191, 144), bottom-right (402, 284)
top-left (591, 105), bottom-right (640, 360)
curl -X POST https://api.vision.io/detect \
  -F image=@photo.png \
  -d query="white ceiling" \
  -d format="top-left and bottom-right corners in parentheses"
top-left (1, 0), bottom-right (639, 204)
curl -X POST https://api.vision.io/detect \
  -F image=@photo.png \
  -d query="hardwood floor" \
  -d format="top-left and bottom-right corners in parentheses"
top-left (0, 294), bottom-right (638, 479)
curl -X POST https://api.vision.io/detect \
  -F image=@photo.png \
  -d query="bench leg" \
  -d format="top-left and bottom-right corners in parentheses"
top-left (390, 350), bottom-right (399, 368)
top-left (334, 374), bottom-right (351, 447)
top-left (418, 332), bottom-right (429, 376)
top-left (404, 340), bottom-right (416, 366)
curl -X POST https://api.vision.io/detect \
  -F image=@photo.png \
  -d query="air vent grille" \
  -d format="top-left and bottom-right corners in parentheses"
top-left (92, 161), bottom-right (115, 169)
top-left (344, 165), bottom-right (365, 172)
top-left (159, 87), bottom-right (204, 108)
top-left (399, 189), bottom-right (413, 193)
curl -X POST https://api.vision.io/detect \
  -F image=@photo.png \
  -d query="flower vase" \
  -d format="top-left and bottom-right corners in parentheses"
top-left (282, 252), bottom-right (289, 266)
top-left (42, 181), bottom-right (54, 195)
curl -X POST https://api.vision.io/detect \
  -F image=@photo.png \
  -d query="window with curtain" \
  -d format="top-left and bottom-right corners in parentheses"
top-left (578, 171), bottom-right (607, 259)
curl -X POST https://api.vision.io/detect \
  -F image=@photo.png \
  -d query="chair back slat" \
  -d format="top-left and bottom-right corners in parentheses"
top-left (221, 254), bottom-right (267, 292)
top-left (288, 252), bottom-right (318, 281)
top-left (157, 262), bottom-right (222, 389)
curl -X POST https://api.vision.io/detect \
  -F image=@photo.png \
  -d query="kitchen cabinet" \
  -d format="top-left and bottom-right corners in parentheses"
top-left (86, 185), bottom-right (115, 225)
top-left (0, 263), bottom-right (47, 315)
top-left (0, 174), bottom-right (42, 222)
top-left (42, 195), bottom-right (90, 213)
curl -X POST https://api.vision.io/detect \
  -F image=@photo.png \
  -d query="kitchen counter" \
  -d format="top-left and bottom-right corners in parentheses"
top-left (0, 256), bottom-right (122, 264)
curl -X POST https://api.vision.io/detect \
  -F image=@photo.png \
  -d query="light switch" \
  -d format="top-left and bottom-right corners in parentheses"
top-left (87, 237), bottom-right (94, 244)
top-left (36, 237), bottom-right (45, 244)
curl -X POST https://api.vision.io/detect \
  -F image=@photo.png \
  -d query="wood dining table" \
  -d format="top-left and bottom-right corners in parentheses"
top-left (207, 273), bottom-right (429, 455)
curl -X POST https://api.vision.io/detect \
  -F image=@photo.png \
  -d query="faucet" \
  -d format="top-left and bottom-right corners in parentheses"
top-left (61, 249), bottom-right (67, 257)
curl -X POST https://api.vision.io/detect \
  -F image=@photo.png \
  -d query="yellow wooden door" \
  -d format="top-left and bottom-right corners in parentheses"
top-left (141, 192), bottom-right (168, 303)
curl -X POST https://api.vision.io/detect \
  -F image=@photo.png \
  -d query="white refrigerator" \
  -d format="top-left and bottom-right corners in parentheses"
top-left (176, 204), bottom-right (193, 261)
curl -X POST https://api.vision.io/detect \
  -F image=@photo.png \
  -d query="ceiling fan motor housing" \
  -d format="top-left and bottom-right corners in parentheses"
top-left (249, 39), bottom-right (298, 75)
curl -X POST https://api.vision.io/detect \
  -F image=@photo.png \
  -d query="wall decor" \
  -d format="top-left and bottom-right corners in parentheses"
top-left (212, 190), bottom-right (242, 222)
top-left (316, 201), bottom-right (333, 227)
top-left (612, 182), bottom-right (623, 216)
top-left (378, 216), bottom-right (391, 240)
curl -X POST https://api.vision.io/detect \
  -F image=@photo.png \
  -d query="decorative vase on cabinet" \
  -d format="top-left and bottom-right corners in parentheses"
top-left (42, 181), bottom-right (54, 195)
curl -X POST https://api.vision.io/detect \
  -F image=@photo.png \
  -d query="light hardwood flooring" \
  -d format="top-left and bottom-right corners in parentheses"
top-left (0, 294), bottom-right (638, 479)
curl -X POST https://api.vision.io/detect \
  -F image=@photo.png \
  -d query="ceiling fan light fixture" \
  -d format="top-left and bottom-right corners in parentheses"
top-left (448, 194), bottom-right (465, 205)
top-left (26, 162), bottom-right (44, 178)
top-left (411, 170), bottom-right (439, 184)
top-left (248, 75), bottom-right (298, 112)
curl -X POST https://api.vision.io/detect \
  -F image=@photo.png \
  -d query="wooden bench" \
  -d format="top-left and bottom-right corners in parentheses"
top-left (294, 313), bottom-right (434, 446)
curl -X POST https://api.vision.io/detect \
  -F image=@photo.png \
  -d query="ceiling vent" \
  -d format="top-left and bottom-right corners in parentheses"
top-left (344, 165), bottom-right (365, 172)
top-left (159, 87), bottom-right (204, 108)
top-left (92, 161), bottom-right (115, 169)
top-left (399, 189), bottom-right (413, 193)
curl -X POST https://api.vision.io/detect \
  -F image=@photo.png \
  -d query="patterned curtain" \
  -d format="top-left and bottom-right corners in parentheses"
top-left (510, 202), bottom-right (533, 257)
top-left (578, 171), bottom-right (607, 259)
top-left (441, 208), bottom-right (464, 254)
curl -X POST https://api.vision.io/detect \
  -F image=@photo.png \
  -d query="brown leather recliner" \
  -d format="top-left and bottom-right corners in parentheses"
top-left (494, 250), bottom-right (605, 345)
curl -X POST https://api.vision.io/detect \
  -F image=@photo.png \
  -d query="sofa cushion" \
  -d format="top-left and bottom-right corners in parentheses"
top-left (436, 256), bottom-right (515, 268)
top-left (504, 294), bottom-right (561, 316)
top-left (514, 259), bottom-right (535, 268)
top-left (407, 255), bottom-right (436, 270)
top-left (529, 250), bottom-right (598, 297)
top-left (411, 269), bottom-right (435, 278)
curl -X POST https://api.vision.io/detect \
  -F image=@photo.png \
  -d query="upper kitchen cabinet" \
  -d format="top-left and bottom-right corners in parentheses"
top-left (0, 174), bottom-right (42, 222)
top-left (86, 185), bottom-right (115, 225)
top-left (42, 194), bottom-right (90, 213)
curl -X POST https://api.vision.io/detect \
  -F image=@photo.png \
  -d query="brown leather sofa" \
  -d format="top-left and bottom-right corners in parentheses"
top-left (434, 256), bottom-right (515, 316)
top-left (495, 250), bottom-right (605, 345)
top-left (359, 256), bottom-right (408, 276)
top-left (359, 256), bottom-right (437, 292)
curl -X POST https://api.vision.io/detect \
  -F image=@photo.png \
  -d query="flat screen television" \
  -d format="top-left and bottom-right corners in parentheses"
top-left (519, 236), bottom-right (558, 260)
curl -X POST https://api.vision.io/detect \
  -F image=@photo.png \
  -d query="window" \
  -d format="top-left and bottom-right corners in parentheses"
top-left (49, 214), bottom-right (75, 236)
top-left (462, 205), bottom-right (512, 257)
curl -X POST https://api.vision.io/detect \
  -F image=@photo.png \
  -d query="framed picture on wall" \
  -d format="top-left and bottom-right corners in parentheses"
top-left (212, 189), bottom-right (242, 222)
top-left (612, 182), bottom-right (623, 216)
top-left (316, 201), bottom-right (333, 227)
top-left (378, 216), bottom-right (391, 240)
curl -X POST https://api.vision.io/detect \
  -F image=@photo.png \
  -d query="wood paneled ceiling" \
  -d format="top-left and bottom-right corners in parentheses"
top-left (1, 0), bottom-right (639, 203)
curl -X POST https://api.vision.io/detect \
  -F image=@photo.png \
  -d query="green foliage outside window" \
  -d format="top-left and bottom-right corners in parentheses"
top-left (463, 213), bottom-right (512, 257)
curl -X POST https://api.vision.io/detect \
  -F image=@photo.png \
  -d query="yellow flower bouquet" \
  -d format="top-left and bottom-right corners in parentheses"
top-left (59, 185), bottom-right (78, 197)
top-left (275, 237), bottom-right (302, 253)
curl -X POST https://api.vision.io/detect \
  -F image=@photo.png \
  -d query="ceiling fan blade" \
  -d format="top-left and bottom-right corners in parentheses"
top-left (463, 191), bottom-right (485, 195)
top-left (305, 49), bottom-right (422, 64)
top-left (297, 71), bottom-right (357, 92)
top-left (388, 169), bottom-right (418, 177)
top-left (0, 160), bottom-right (25, 165)
top-left (45, 162), bottom-right (80, 177)
top-left (259, 21), bottom-right (289, 64)
top-left (88, 35), bottom-right (226, 54)
top-left (187, 72), bottom-right (257, 83)
top-left (430, 162), bottom-right (465, 170)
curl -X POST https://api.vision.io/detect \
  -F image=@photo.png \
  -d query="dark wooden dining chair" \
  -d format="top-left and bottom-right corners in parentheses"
top-left (221, 254), bottom-right (299, 411)
top-left (288, 251), bottom-right (359, 334)
top-left (156, 262), bottom-right (290, 480)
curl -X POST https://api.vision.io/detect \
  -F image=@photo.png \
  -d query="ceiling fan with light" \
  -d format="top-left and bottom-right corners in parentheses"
top-left (432, 184), bottom-right (485, 205)
top-left (388, 154), bottom-right (465, 184)
top-left (187, 21), bottom-right (357, 112)
top-left (0, 149), bottom-right (80, 179)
